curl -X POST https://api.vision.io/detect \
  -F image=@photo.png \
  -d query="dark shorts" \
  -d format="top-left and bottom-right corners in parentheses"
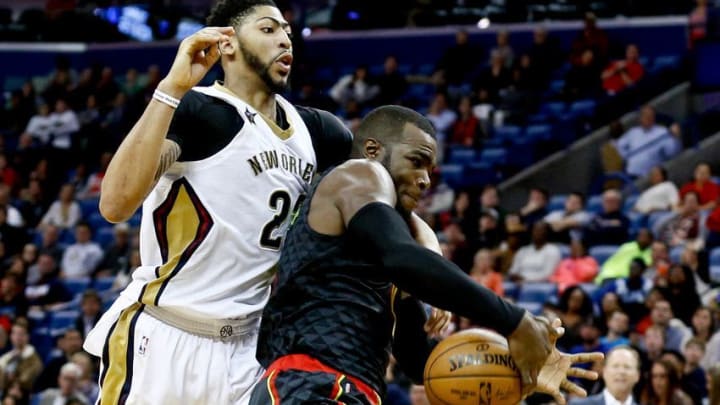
top-left (249, 354), bottom-right (382, 405)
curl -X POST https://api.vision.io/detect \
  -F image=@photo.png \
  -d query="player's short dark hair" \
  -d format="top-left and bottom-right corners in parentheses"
top-left (351, 105), bottom-right (436, 158)
top-left (207, 0), bottom-right (278, 27)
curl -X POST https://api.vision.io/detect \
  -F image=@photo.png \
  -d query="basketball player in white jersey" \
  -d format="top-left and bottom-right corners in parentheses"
top-left (82, 1), bottom-right (360, 404)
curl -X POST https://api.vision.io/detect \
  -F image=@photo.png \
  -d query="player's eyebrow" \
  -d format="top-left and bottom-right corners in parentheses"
top-left (412, 149), bottom-right (434, 165)
top-left (255, 16), bottom-right (290, 30)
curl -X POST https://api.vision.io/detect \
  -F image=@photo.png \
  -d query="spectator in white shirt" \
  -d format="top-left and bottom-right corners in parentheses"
top-left (634, 166), bottom-right (679, 214)
top-left (616, 106), bottom-right (681, 178)
top-left (60, 222), bottom-right (103, 280)
top-left (509, 221), bottom-right (562, 282)
top-left (23, 103), bottom-right (53, 146)
top-left (48, 98), bottom-right (79, 151)
top-left (39, 184), bottom-right (81, 231)
top-left (329, 66), bottom-right (379, 107)
top-left (544, 192), bottom-right (592, 244)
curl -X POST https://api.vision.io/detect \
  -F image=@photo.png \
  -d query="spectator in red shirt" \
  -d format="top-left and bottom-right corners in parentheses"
top-left (602, 44), bottom-right (644, 95)
top-left (679, 162), bottom-right (719, 211)
top-left (550, 239), bottom-right (599, 294)
top-left (469, 249), bottom-right (504, 296)
top-left (450, 96), bottom-right (483, 148)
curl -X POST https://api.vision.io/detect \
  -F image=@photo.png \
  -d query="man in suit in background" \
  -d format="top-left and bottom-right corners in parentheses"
top-left (571, 345), bottom-right (640, 405)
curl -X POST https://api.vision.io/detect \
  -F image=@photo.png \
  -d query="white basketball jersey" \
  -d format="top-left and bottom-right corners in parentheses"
top-left (120, 85), bottom-right (317, 321)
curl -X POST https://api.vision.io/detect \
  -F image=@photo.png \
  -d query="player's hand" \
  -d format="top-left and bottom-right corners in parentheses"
top-left (424, 307), bottom-right (452, 338)
top-left (161, 26), bottom-right (235, 97)
top-left (507, 312), bottom-right (561, 397)
top-left (535, 348), bottom-right (604, 405)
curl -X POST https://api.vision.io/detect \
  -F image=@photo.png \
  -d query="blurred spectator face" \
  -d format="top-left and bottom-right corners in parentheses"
top-left (636, 229), bottom-right (653, 249)
top-left (529, 189), bottom-right (547, 207)
top-left (568, 288), bottom-right (586, 312)
top-left (645, 327), bottom-right (665, 353)
top-left (481, 186), bottom-right (499, 208)
top-left (28, 180), bottom-right (42, 198)
top-left (43, 225), bottom-right (59, 247)
top-left (126, 68), bottom-right (138, 83)
top-left (58, 365), bottom-right (80, 396)
top-left (651, 241), bottom-right (669, 264)
top-left (579, 322), bottom-right (600, 343)
top-left (81, 295), bottom-right (101, 318)
top-left (520, 54), bottom-right (531, 68)
top-left (651, 300), bottom-right (673, 326)
top-left (533, 27), bottom-right (547, 44)
top-left (565, 194), bottom-right (583, 213)
top-left (602, 292), bottom-right (621, 314)
top-left (570, 239), bottom-right (586, 258)
top-left (71, 352), bottom-right (92, 379)
top-left (659, 353), bottom-right (683, 378)
top-left (458, 96), bottom-right (472, 116)
top-left (584, 13), bottom-right (597, 31)
top-left (626, 44), bottom-right (639, 61)
top-left (384, 56), bottom-right (398, 74)
top-left (38, 104), bottom-right (50, 116)
top-left (692, 307), bottom-right (712, 334)
top-left (490, 50), bottom-right (504, 68)
top-left (61, 330), bottom-right (83, 355)
top-left (651, 362), bottom-right (672, 397)
top-left (443, 223), bottom-right (465, 245)
top-left (86, 94), bottom-right (97, 109)
top-left (650, 167), bottom-right (665, 185)
top-left (505, 213), bottom-right (523, 232)
top-left (479, 212), bottom-right (497, 232)
top-left (0, 185), bottom-right (10, 205)
top-left (37, 254), bottom-right (56, 276)
top-left (59, 184), bottom-right (75, 203)
top-left (602, 190), bottom-right (622, 213)
top-left (354, 67), bottom-right (367, 81)
top-left (681, 192), bottom-right (700, 214)
top-left (409, 385), bottom-right (430, 405)
top-left (10, 323), bottom-right (29, 349)
top-left (684, 342), bottom-right (704, 366)
top-left (531, 222), bottom-right (549, 245)
top-left (454, 192), bottom-right (470, 213)
top-left (694, 163), bottom-right (711, 183)
top-left (580, 49), bottom-right (594, 66)
top-left (471, 250), bottom-right (493, 274)
top-left (55, 99), bottom-right (68, 113)
top-left (75, 224), bottom-right (92, 243)
top-left (608, 311), bottom-right (629, 335)
top-left (431, 93), bottom-right (448, 112)
top-left (101, 67), bottom-right (113, 82)
top-left (639, 106), bottom-right (656, 129)
top-left (603, 348), bottom-right (640, 400)
top-left (21, 244), bottom-right (37, 264)
top-left (668, 265), bottom-right (686, 285)
top-left (1, 275), bottom-right (19, 297)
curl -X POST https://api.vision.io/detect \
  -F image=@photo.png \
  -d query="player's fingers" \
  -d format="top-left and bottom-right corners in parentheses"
top-left (520, 369), bottom-right (538, 396)
top-left (570, 352), bottom-right (605, 364)
top-left (183, 30), bottom-right (230, 53)
top-left (203, 42), bottom-right (221, 66)
top-left (566, 367), bottom-right (598, 381)
top-left (561, 379), bottom-right (588, 397)
top-left (550, 388), bottom-right (566, 405)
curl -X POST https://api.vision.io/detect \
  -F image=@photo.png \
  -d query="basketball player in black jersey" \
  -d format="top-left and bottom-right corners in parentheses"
top-left (251, 105), bottom-right (604, 405)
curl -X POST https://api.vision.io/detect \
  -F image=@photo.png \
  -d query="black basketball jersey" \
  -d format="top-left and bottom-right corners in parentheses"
top-left (256, 172), bottom-right (399, 395)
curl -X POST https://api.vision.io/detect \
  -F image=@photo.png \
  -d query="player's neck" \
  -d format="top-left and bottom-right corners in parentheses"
top-left (223, 76), bottom-right (277, 120)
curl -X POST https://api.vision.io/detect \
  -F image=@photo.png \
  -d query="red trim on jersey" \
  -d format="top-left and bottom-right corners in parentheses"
top-left (263, 354), bottom-right (380, 405)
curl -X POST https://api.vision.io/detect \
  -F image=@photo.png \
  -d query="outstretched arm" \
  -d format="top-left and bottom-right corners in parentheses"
top-left (100, 26), bottom-right (233, 222)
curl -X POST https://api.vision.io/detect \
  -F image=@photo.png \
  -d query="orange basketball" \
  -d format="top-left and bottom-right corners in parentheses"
top-left (423, 328), bottom-right (522, 405)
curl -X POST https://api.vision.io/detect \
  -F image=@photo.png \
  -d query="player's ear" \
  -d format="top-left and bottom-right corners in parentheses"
top-left (218, 34), bottom-right (236, 55)
top-left (363, 138), bottom-right (383, 160)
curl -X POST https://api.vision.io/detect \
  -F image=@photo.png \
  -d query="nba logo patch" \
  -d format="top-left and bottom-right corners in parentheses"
top-left (138, 336), bottom-right (149, 356)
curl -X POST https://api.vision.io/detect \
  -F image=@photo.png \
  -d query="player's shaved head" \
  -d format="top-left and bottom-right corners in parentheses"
top-left (207, 0), bottom-right (278, 27)
top-left (351, 105), bottom-right (436, 158)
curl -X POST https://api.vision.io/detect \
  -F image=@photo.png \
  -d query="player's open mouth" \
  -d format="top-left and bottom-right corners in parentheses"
top-left (276, 54), bottom-right (293, 73)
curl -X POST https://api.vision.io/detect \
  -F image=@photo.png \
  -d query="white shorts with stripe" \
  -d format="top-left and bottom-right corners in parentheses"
top-left (84, 295), bottom-right (264, 405)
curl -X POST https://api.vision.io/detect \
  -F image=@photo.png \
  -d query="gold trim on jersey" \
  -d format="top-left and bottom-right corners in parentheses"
top-left (99, 303), bottom-right (144, 405)
top-left (141, 178), bottom-right (214, 306)
top-left (212, 81), bottom-right (295, 140)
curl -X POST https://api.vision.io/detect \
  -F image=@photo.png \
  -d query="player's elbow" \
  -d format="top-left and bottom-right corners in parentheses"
top-left (99, 193), bottom-right (133, 223)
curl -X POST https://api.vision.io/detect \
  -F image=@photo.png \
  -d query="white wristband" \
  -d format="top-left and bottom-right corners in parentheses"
top-left (153, 89), bottom-right (180, 109)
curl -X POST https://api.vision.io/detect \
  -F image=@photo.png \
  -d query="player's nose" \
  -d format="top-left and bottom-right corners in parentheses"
top-left (417, 173), bottom-right (430, 191)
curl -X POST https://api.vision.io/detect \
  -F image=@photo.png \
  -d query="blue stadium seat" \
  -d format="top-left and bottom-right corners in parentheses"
top-left (711, 265), bottom-right (720, 284)
top-left (93, 277), bottom-right (115, 292)
top-left (62, 278), bottom-right (91, 297)
top-left (516, 301), bottom-right (543, 315)
top-left (517, 283), bottom-right (557, 303)
top-left (525, 124), bottom-right (552, 142)
top-left (652, 55), bottom-right (681, 71)
top-left (79, 198), bottom-right (100, 219)
top-left (464, 163), bottom-right (495, 187)
top-left (49, 310), bottom-right (79, 336)
top-left (416, 63), bottom-right (435, 76)
top-left (440, 164), bottom-right (464, 188)
top-left (648, 210), bottom-right (675, 236)
top-left (548, 195), bottom-right (567, 212)
top-left (479, 148), bottom-right (507, 167)
top-left (669, 246), bottom-right (684, 264)
top-left (407, 83), bottom-right (435, 99)
top-left (710, 247), bottom-right (720, 265)
top-left (88, 212), bottom-right (110, 231)
top-left (624, 194), bottom-right (639, 212)
top-left (527, 113), bottom-right (549, 124)
top-left (369, 64), bottom-right (384, 76)
top-left (589, 245), bottom-right (620, 265)
top-left (506, 139), bottom-right (535, 167)
top-left (314, 67), bottom-right (335, 84)
top-left (502, 281), bottom-right (519, 300)
top-left (129, 211), bottom-right (142, 227)
top-left (549, 79), bottom-right (565, 94)
top-left (586, 195), bottom-right (603, 214)
top-left (493, 125), bottom-right (522, 141)
top-left (58, 228), bottom-right (76, 245)
top-left (95, 226), bottom-right (115, 247)
top-left (569, 99), bottom-right (597, 117)
top-left (540, 101), bottom-right (566, 118)
top-left (578, 283), bottom-right (599, 300)
top-left (448, 147), bottom-right (476, 165)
